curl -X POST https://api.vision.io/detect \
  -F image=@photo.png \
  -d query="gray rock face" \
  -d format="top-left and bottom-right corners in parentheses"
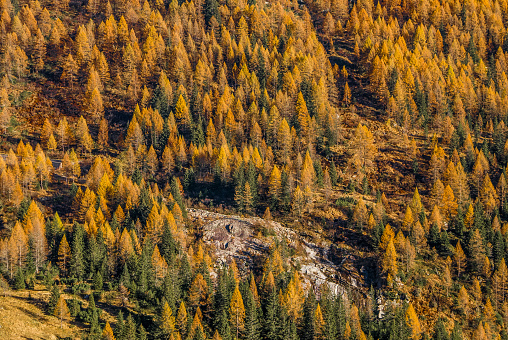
top-left (190, 209), bottom-right (271, 271)
top-left (189, 208), bottom-right (362, 298)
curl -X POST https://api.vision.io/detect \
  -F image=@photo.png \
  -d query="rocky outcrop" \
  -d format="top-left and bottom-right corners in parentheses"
top-left (189, 208), bottom-right (364, 297)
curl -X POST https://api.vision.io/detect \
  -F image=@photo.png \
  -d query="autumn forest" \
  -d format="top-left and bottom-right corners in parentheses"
top-left (1, 0), bottom-right (508, 338)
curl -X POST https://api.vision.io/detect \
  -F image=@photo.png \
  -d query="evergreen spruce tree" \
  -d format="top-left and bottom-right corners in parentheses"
top-left (325, 296), bottom-right (340, 340)
top-left (137, 241), bottom-right (153, 294)
top-left (115, 311), bottom-right (126, 340)
top-left (125, 314), bottom-right (137, 340)
top-left (214, 268), bottom-right (232, 340)
top-left (138, 324), bottom-right (148, 340)
top-left (178, 255), bottom-right (192, 299)
top-left (302, 290), bottom-right (316, 340)
top-left (246, 162), bottom-right (258, 204)
top-left (26, 238), bottom-right (36, 276)
top-left (275, 306), bottom-right (291, 340)
top-left (88, 235), bottom-right (102, 279)
top-left (329, 161), bottom-right (338, 185)
top-left (161, 221), bottom-right (178, 264)
top-left (120, 263), bottom-right (131, 288)
top-left (89, 308), bottom-right (101, 339)
top-left (449, 322), bottom-right (463, 340)
top-left (314, 161), bottom-right (324, 188)
top-left (48, 285), bottom-right (60, 312)
top-left (170, 177), bottom-right (187, 218)
top-left (163, 271), bottom-right (178, 313)
top-left (204, 0), bottom-right (220, 26)
top-left (244, 288), bottom-right (261, 340)
top-left (93, 271), bottom-right (103, 291)
top-left (263, 286), bottom-right (278, 339)
top-left (88, 293), bottom-right (96, 318)
top-left (70, 222), bottom-right (85, 280)
top-left (14, 267), bottom-right (25, 290)
top-left (432, 318), bottom-right (449, 340)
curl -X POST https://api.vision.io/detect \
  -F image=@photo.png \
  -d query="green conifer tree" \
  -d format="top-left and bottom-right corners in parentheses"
top-left (70, 223), bottom-right (85, 280)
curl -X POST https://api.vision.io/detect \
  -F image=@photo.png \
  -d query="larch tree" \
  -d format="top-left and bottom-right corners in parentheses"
top-left (440, 185), bottom-right (458, 220)
top-left (300, 151), bottom-right (315, 190)
top-left (351, 123), bottom-right (377, 173)
top-left (402, 206), bottom-right (414, 232)
top-left (61, 53), bottom-right (78, 88)
top-left (175, 95), bottom-right (190, 128)
top-left (352, 197), bottom-right (368, 230)
top-left (230, 284), bottom-right (245, 339)
top-left (454, 241), bottom-right (466, 277)
top-left (102, 321), bottom-right (116, 340)
top-left (268, 165), bottom-right (282, 207)
top-left (56, 117), bottom-right (70, 152)
top-left (405, 303), bottom-right (422, 339)
top-left (0, 87), bottom-right (11, 133)
top-left (277, 118), bottom-right (292, 160)
top-left (162, 146), bottom-right (174, 177)
top-left (343, 82), bottom-right (352, 106)
top-left (69, 149), bottom-right (81, 181)
top-left (98, 118), bottom-right (109, 150)
top-left (188, 273), bottom-right (210, 312)
top-left (492, 258), bottom-right (508, 306)
top-left (57, 234), bottom-right (71, 276)
top-left (292, 185), bottom-right (305, 217)
top-left (176, 302), bottom-right (188, 338)
top-left (296, 92), bottom-right (311, 140)
top-left (146, 145), bottom-right (159, 177)
top-left (47, 134), bottom-right (57, 152)
top-left (458, 285), bottom-right (470, 315)
top-left (285, 271), bottom-right (305, 321)
top-left (469, 229), bottom-right (486, 273)
top-left (76, 116), bottom-right (93, 155)
top-left (28, 216), bottom-right (47, 274)
top-left (54, 295), bottom-right (70, 328)
top-left (314, 303), bottom-right (325, 340)
top-left (160, 300), bottom-right (176, 338)
top-left (35, 152), bottom-right (49, 188)
top-left (410, 188), bottom-right (423, 216)
top-left (379, 224), bottom-right (395, 251)
top-left (10, 221), bottom-right (28, 271)
top-left (87, 87), bottom-right (104, 123)
top-left (382, 239), bottom-right (397, 282)
top-left (151, 245), bottom-right (168, 281)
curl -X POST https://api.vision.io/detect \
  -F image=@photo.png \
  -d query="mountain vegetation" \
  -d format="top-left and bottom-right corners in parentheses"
top-left (1, 0), bottom-right (508, 338)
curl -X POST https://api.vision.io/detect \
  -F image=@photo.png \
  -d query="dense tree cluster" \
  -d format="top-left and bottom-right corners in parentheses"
top-left (5, 0), bottom-right (508, 338)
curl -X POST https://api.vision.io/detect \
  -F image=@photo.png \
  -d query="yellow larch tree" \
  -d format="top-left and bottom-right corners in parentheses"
top-left (57, 234), bottom-right (71, 275)
top-left (351, 123), bottom-right (377, 173)
top-left (230, 284), bottom-right (245, 338)
top-left (102, 321), bottom-right (116, 340)
top-left (284, 271), bottom-right (305, 320)
top-left (382, 239), bottom-right (397, 280)
top-left (440, 185), bottom-right (458, 220)
top-left (405, 302), bottom-right (421, 339)
top-left (160, 300), bottom-right (176, 337)
top-left (54, 295), bottom-right (70, 328)
top-left (454, 241), bottom-right (466, 277)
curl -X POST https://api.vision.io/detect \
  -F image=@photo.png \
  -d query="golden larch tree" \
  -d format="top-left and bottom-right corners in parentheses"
top-left (102, 321), bottom-right (116, 340)
top-left (314, 303), bottom-right (325, 340)
top-left (57, 234), bottom-right (71, 275)
top-left (382, 239), bottom-right (397, 280)
top-left (405, 303), bottom-right (421, 339)
top-left (54, 295), bottom-right (70, 328)
top-left (160, 300), bottom-right (176, 336)
top-left (454, 241), bottom-right (466, 277)
top-left (351, 123), bottom-right (377, 173)
top-left (230, 284), bottom-right (245, 339)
